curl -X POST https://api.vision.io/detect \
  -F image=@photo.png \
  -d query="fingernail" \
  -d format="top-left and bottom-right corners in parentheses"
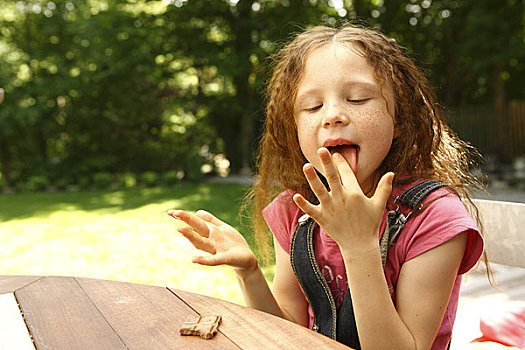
top-left (196, 209), bottom-right (209, 216)
top-left (168, 209), bottom-right (181, 218)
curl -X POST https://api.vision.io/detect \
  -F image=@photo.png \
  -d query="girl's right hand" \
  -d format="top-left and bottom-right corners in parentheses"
top-left (167, 209), bottom-right (258, 276)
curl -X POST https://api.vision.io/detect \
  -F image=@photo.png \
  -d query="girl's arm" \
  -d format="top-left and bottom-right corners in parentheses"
top-left (234, 239), bottom-right (308, 324)
top-left (342, 230), bottom-right (466, 350)
top-left (272, 239), bottom-right (310, 326)
top-left (167, 209), bottom-right (308, 324)
top-left (395, 232), bottom-right (467, 348)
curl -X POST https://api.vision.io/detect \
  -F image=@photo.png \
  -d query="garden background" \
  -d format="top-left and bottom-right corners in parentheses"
top-left (1, 0), bottom-right (525, 304)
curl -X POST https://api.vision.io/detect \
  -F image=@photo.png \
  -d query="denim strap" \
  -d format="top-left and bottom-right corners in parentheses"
top-left (379, 180), bottom-right (447, 267)
top-left (396, 180), bottom-right (447, 210)
top-left (291, 218), bottom-right (338, 339)
top-left (291, 217), bottom-right (361, 348)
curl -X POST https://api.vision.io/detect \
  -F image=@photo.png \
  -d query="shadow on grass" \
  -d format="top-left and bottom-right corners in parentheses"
top-left (0, 182), bottom-right (251, 228)
top-left (1, 181), bottom-right (276, 269)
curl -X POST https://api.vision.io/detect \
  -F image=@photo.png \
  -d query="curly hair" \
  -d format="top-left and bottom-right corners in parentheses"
top-left (246, 24), bottom-right (485, 264)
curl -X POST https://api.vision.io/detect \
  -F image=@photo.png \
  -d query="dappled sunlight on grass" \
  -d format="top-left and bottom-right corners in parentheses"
top-left (0, 183), bottom-right (273, 305)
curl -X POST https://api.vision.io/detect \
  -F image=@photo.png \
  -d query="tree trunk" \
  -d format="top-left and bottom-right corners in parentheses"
top-left (231, 1), bottom-right (256, 175)
top-left (0, 138), bottom-right (11, 187)
top-left (352, 0), bottom-right (368, 18)
top-left (240, 86), bottom-right (255, 175)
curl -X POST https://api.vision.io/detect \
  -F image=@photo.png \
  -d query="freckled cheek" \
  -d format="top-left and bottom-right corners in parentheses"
top-left (296, 122), bottom-right (322, 166)
top-left (296, 124), bottom-right (313, 150)
top-left (358, 111), bottom-right (395, 144)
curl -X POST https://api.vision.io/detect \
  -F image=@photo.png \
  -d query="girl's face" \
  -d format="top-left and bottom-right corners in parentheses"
top-left (294, 43), bottom-right (397, 194)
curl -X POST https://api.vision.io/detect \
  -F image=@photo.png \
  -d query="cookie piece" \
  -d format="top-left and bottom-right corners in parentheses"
top-left (179, 315), bottom-right (222, 340)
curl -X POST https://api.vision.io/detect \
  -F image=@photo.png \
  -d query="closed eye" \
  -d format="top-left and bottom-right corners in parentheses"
top-left (304, 104), bottom-right (322, 112)
top-left (347, 98), bottom-right (370, 104)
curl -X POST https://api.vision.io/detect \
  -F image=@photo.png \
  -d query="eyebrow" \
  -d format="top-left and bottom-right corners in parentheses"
top-left (296, 81), bottom-right (380, 101)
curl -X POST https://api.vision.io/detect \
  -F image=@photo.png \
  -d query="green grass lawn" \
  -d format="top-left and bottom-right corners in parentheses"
top-left (0, 182), bottom-right (274, 305)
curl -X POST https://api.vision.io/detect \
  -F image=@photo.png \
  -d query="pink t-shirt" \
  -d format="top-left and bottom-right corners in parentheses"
top-left (262, 183), bottom-right (484, 350)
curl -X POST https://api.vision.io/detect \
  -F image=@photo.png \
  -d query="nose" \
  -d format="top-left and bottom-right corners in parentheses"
top-left (322, 103), bottom-right (349, 127)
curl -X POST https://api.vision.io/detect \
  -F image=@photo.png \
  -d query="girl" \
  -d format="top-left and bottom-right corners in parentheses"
top-left (168, 24), bottom-right (484, 350)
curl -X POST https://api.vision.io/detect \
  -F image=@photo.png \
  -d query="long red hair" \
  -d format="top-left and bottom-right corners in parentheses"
top-left (246, 24), bottom-right (485, 264)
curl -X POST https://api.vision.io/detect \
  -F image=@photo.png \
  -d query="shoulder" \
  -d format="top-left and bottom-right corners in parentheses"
top-left (263, 190), bottom-right (304, 254)
top-left (262, 190), bottom-right (297, 219)
top-left (392, 183), bottom-right (484, 275)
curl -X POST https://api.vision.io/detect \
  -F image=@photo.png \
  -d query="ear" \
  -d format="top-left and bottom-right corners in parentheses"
top-left (393, 123), bottom-right (400, 139)
top-left (384, 88), bottom-right (398, 139)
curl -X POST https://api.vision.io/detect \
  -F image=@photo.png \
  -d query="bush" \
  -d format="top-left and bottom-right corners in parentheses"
top-left (140, 171), bottom-right (159, 187)
top-left (25, 175), bottom-right (50, 192)
top-left (186, 151), bottom-right (204, 182)
top-left (118, 172), bottom-right (137, 188)
top-left (77, 175), bottom-right (91, 189)
top-left (55, 177), bottom-right (73, 190)
top-left (162, 170), bottom-right (181, 186)
top-left (93, 172), bottom-right (113, 189)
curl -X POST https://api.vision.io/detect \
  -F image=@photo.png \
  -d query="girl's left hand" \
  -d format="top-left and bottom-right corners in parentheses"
top-left (292, 148), bottom-right (394, 254)
top-left (167, 209), bottom-right (258, 275)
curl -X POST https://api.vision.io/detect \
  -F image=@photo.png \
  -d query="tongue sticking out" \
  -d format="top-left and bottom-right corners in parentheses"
top-left (329, 145), bottom-right (358, 174)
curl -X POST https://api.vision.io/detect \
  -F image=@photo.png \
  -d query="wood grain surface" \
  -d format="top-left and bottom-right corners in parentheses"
top-left (15, 276), bottom-right (127, 349)
top-left (170, 288), bottom-right (351, 349)
top-left (0, 275), bottom-right (352, 349)
top-left (0, 275), bottom-right (42, 294)
top-left (77, 277), bottom-right (235, 349)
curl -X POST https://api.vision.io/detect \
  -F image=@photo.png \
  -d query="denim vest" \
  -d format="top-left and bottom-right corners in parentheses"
top-left (290, 180), bottom-right (447, 348)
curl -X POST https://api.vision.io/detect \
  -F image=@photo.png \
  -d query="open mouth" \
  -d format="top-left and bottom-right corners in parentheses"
top-left (326, 144), bottom-right (359, 155)
top-left (323, 138), bottom-right (359, 154)
top-left (323, 139), bottom-right (359, 173)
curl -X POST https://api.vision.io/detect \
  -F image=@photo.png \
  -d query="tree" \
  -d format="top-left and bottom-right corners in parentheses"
top-left (1, 0), bottom-right (524, 186)
top-left (160, 0), bottom-right (333, 174)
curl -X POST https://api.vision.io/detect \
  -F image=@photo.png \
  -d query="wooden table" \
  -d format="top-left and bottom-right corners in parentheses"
top-left (0, 275), bottom-right (350, 349)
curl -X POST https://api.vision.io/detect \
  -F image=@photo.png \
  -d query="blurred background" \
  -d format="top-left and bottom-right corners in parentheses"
top-left (0, 0), bottom-right (524, 191)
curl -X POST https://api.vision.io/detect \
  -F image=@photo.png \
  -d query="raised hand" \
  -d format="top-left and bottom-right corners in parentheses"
top-left (292, 148), bottom-right (394, 254)
top-left (167, 209), bottom-right (258, 274)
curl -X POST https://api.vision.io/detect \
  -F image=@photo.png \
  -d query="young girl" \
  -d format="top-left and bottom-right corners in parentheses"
top-left (168, 24), bottom-right (484, 350)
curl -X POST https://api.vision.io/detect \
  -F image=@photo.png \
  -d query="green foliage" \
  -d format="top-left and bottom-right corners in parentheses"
top-left (55, 176), bottom-right (73, 190)
top-left (162, 170), bottom-right (182, 186)
top-left (0, 0), bottom-right (524, 184)
top-left (93, 172), bottom-right (113, 189)
top-left (0, 0), bottom-right (217, 186)
top-left (118, 172), bottom-right (137, 188)
top-left (185, 151), bottom-right (204, 182)
top-left (139, 171), bottom-right (159, 187)
top-left (25, 175), bottom-right (50, 192)
top-left (77, 175), bottom-right (91, 190)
